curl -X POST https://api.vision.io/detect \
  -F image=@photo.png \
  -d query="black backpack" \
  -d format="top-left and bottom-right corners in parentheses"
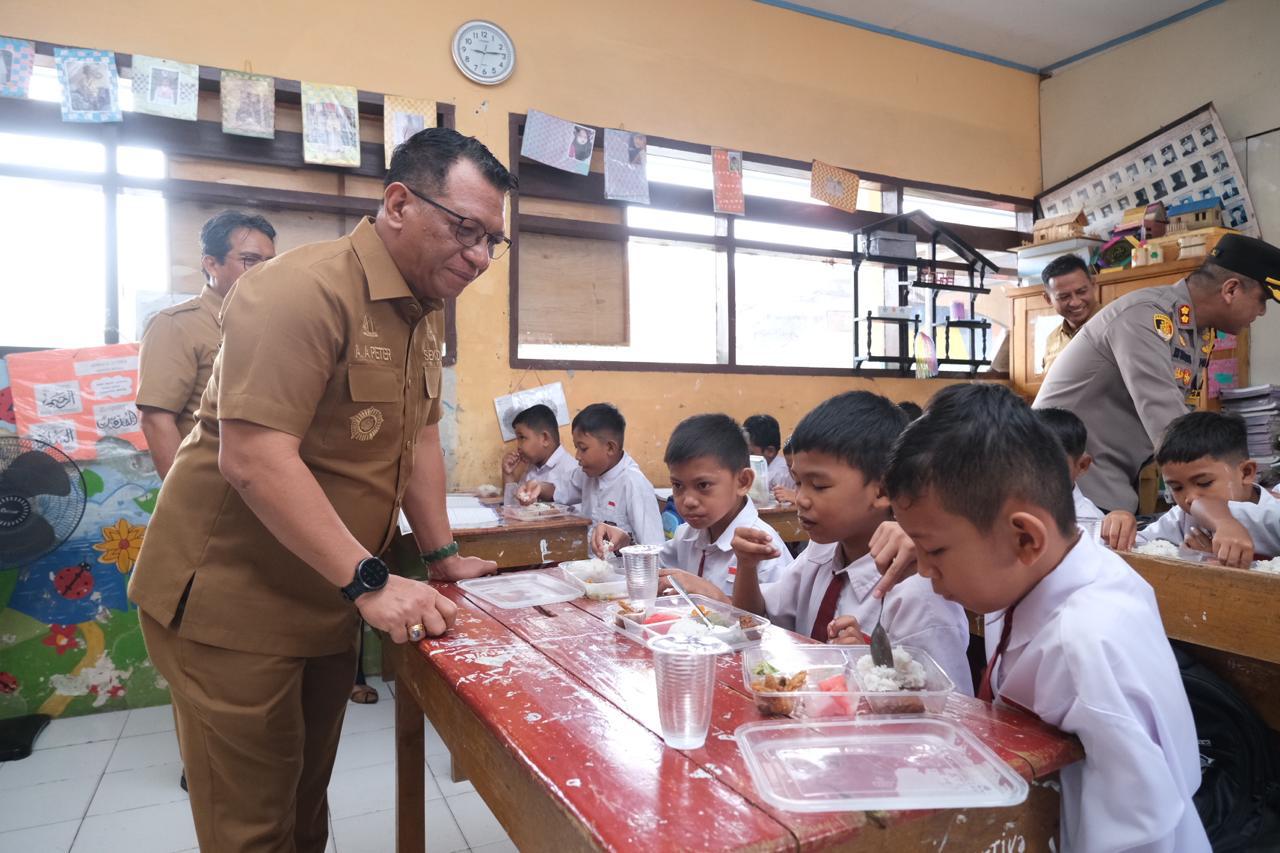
top-left (1174, 643), bottom-right (1280, 851)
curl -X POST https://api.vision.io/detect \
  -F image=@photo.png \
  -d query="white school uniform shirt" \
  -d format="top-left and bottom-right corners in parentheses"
top-left (766, 454), bottom-right (795, 492)
top-left (985, 535), bottom-right (1209, 853)
top-left (521, 445), bottom-right (582, 505)
top-left (1136, 484), bottom-right (1280, 555)
top-left (576, 452), bottom-right (665, 547)
top-left (659, 498), bottom-right (791, 595)
top-left (761, 542), bottom-right (973, 694)
top-left (1073, 484), bottom-right (1103, 524)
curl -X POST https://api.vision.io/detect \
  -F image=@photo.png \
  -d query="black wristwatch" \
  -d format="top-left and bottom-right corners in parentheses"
top-left (341, 556), bottom-right (389, 601)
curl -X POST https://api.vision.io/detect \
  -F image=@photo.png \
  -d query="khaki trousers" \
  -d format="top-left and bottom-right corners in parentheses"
top-left (140, 609), bottom-right (358, 853)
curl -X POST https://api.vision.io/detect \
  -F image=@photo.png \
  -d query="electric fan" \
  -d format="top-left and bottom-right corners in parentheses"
top-left (0, 435), bottom-right (88, 760)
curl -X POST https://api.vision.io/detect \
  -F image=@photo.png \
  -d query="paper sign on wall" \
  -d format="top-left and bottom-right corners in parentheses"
top-left (521, 109), bottom-right (594, 176)
top-left (131, 55), bottom-right (199, 120)
top-left (220, 70), bottom-right (275, 138)
top-left (0, 37), bottom-right (35, 99)
top-left (712, 147), bottom-right (744, 215)
top-left (604, 128), bottom-right (649, 204)
top-left (810, 160), bottom-right (859, 212)
top-left (493, 382), bottom-right (570, 442)
top-left (55, 47), bottom-right (121, 123)
top-left (383, 95), bottom-right (436, 168)
top-left (301, 82), bottom-right (360, 167)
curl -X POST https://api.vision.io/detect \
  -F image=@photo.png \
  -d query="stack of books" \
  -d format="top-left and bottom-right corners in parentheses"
top-left (1219, 384), bottom-right (1280, 466)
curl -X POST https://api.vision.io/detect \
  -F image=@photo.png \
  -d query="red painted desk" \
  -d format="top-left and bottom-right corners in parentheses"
top-left (387, 571), bottom-right (1082, 852)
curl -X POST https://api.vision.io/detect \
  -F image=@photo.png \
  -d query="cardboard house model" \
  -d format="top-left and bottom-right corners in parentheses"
top-left (1166, 196), bottom-right (1224, 233)
top-left (1031, 211), bottom-right (1088, 244)
top-left (1113, 201), bottom-right (1168, 241)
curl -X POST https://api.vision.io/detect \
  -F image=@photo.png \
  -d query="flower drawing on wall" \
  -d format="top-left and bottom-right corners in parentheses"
top-left (42, 624), bottom-right (80, 655)
top-left (93, 519), bottom-right (145, 574)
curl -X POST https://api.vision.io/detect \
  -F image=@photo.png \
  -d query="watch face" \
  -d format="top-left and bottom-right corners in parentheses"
top-left (357, 557), bottom-right (389, 590)
top-left (452, 20), bottom-right (514, 85)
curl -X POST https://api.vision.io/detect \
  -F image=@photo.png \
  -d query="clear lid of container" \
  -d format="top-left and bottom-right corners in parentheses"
top-left (736, 715), bottom-right (1029, 812)
top-left (499, 503), bottom-right (576, 522)
top-left (647, 634), bottom-right (731, 656)
top-left (604, 594), bottom-right (770, 651)
top-left (457, 572), bottom-right (581, 609)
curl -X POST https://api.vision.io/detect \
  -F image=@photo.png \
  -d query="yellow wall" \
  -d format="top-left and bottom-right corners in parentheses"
top-left (4, 0), bottom-right (1037, 485)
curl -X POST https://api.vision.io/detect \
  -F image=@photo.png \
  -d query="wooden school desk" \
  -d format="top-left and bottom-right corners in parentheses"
top-left (386, 571), bottom-right (1083, 853)
top-left (653, 495), bottom-right (810, 546)
top-left (436, 512), bottom-right (592, 570)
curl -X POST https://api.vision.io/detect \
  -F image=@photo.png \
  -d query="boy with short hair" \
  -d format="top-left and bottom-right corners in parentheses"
top-left (1034, 407), bottom-right (1103, 524)
top-left (771, 436), bottom-right (797, 505)
top-left (574, 403), bottom-right (664, 557)
top-left (502, 404), bottom-right (582, 505)
top-left (610, 414), bottom-right (791, 596)
top-left (732, 392), bottom-right (972, 692)
top-left (744, 413), bottom-right (795, 493)
top-left (887, 383), bottom-right (1208, 852)
top-left (1102, 411), bottom-right (1280, 566)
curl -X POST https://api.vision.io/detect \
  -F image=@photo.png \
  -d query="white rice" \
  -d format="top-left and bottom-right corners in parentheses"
top-left (1252, 557), bottom-right (1280, 575)
top-left (855, 648), bottom-right (927, 692)
top-left (1133, 539), bottom-right (1181, 558)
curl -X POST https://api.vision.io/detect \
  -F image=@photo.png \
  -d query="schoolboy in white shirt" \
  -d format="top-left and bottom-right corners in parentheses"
top-left (574, 403), bottom-right (664, 556)
top-left (1035, 407), bottom-right (1104, 525)
top-left (608, 414), bottom-right (790, 596)
top-left (1103, 411), bottom-right (1280, 565)
top-left (744, 413), bottom-right (795, 493)
top-left (732, 392), bottom-right (973, 693)
top-left (888, 383), bottom-right (1209, 853)
top-left (503, 404), bottom-right (582, 505)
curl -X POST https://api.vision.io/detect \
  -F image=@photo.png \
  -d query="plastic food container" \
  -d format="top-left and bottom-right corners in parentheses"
top-left (603, 594), bottom-right (769, 651)
top-left (736, 715), bottom-right (1029, 812)
top-left (558, 560), bottom-right (628, 601)
top-left (457, 572), bottom-right (581, 609)
top-left (500, 503), bottom-right (575, 522)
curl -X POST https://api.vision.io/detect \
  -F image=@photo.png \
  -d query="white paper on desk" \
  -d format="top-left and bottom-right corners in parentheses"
top-left (493, 382), bottom-right (570, 442)
top-left (446, 493), bottom-right (484, 509)
top-left (447, 507), bottom-right (499, 528)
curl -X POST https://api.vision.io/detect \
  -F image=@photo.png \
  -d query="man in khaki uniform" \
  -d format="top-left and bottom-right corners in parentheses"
top-left (1034, 234), bottom-right (1280, 512)
top-left (1038, 253), bottom-right (1101, 373)
top-left (137, 211), bottom-right (277, 477)
top-left (129, 129), bottom-right (514, 852)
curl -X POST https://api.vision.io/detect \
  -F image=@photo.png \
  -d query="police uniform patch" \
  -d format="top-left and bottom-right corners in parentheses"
top-left (1178, 332), bottom-right (1189, 348)
top-left (350, 407), bottom-right (384, 441)
top-left (1177, 304), bottom-right (1192, 325)
top-left (1174, 367), bottom-right (1192, 386)
top-left (1152, 313), bottom-right (1174, 342)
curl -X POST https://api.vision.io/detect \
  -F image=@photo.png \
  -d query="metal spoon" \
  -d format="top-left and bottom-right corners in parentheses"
top-left (666, 575), bottom-right (716, 630)
top-left (869, 595), bottom-right (894, 667)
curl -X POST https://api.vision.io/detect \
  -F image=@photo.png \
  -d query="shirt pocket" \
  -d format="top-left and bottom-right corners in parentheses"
top-left (325, 364), bottom-right (404, 458)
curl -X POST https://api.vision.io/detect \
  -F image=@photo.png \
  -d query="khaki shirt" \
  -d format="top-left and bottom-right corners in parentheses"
top-left (1033, 279), bottom-right (1209, 513)
top-left (129, 218), bottom-right (445, 656)
top-left (1041, 317), bottom-right (1082, 374)
top-left (136, 287), bottom-right (223, 437)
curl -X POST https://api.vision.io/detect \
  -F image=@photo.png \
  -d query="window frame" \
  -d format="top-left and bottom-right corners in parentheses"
top-left (507, 113), bottom-right (1030, 377)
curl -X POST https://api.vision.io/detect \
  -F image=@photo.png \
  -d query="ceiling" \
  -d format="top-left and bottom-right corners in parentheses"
top-left (757, 0), bottom-right (1223, 74)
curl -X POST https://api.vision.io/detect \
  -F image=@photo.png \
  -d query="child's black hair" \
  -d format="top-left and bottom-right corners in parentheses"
top-left (782, 436), bottom-right (793, 455)
top-left (886, 384), bottom-right (1076, 536)
top-left (511, 404), bottom-right (560, 441)
top-left (790, 392), bottom-right (907, 483)
top-left (571, 402), bottom-right (626, 445)
top-left (1155, 411), bottom-right (1248, 466)
top-left (743, 414), bottom-right (782, 452)
top-left (897, 400), bottom-right (923, 421)
top-left (664, 414), bottom-right (749, 472)
top-left (1034, 407), bottom-right (1088, 459)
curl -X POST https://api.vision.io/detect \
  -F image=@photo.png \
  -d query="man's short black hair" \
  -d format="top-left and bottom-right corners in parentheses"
top-left (386, 127), bottom-right (517, 195)
top-left (790, 392), bottom-right (907, 483)
top-left (200, 211), bottom-right (276, 262)
top-left (1041, 253), bottom-right (1092, 287)
top-left (897, 400), bottom-right (923, 421)
top-left (664, 414), bottom-right (749, 472)
top-left (1155, 411), bottom-right (1248, 466)
top-left (886, 384), bottom-right (1076, 536)
top-left (572, 403), bottom-right (625, 445)
top-left (1034, 407), bottom-right (1088, 459)
top-left (743, 414), bottom-right (782, 452)
top-left (511, 404), bottom-right (559, 440)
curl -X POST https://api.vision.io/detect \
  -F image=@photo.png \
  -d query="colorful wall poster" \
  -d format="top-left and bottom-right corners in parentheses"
top-left (712, 147), bottom-right (744, 215)
top-left (9, 344), bottom-right (146, 461)
top-left (604, 128), bottom-right (649, 204)
top-left (0, 37), bottom-right (35, 99)
top-left (521, 109), bottom-right (594, 176)
top-left (301, 82), bottom-right (360, 167)
top-left (383, 95), bottom-right (435, 168)
top-left (810, 160), bottom-right (860, 212)
top-left (130, 54), bottom-right (199, 120)
top-left (1207, 357), bottom-right (1238, 399)
top-left (54, 47), bottom-right (121, 123)
top-left (220, 70), bottom-right (275, 138)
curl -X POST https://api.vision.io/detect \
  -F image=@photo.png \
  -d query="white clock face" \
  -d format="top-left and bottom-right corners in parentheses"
top-left (452, 20), bottom-right (515, 85)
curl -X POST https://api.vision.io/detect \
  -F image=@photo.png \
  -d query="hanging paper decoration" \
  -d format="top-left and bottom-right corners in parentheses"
top-left (521, 109), bottom-right (594, 176)
top-left (0, 37), bottom-right (36, 99)
top-left (712, 147), bottom-right (744, 215)
top-left (913, 331), bottom-right (939, 379)
top-left (383, 95), bottom-right (436, 168)
top-left (301, 82), bottom-right (361, 167)
top-left (604, 128), bottom-right (649, 204)
top-left (130, 55), bottom-right (199, 120)
top-left (54, 47), bottom-right (121, 123)
top-left (220, 70), bottom-right (275, 138)
top-left (810, 160), bottom-right (860, 212)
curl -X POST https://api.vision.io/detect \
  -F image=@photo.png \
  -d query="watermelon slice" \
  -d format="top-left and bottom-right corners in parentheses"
top-left (818, 673), bottom-right (854, 716)
top-left (642, 611), bottom-right (681, 625)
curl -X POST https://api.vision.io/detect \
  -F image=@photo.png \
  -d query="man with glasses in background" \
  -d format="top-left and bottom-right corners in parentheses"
top-left (129, 128), bottom-right (515, 853)
top-left (138, 210), bottom-right (277, 477)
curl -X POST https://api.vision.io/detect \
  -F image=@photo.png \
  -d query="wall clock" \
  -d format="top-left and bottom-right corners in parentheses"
top-left (452, 20), bottom-right (515, 86)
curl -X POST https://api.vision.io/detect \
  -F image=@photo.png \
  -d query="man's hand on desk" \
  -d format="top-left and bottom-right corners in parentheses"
top-left (356, 575), bottom-right (458, 643)
top-left (430, 553), bottom-right (498, 581)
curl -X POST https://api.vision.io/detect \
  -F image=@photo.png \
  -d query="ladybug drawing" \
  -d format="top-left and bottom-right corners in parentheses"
top-left (53, 561), bottom-right (95, 600)
top-left (0, 672), bottom-right (17, 694)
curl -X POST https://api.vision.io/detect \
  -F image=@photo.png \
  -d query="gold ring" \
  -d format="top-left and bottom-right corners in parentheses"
top-left (408, 623), bottom-right (426, 642)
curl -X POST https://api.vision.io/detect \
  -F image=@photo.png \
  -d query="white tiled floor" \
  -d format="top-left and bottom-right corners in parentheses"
top-left (0, 678), bottom-right (515, 853)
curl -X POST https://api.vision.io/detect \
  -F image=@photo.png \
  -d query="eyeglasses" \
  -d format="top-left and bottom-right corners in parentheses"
top-left (403, 185), bottom-right (510, 260)
top-left (237, 253), bottom-right (267, 271)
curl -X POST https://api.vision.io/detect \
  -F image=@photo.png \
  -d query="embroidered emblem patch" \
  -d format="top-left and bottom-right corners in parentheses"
top-left (1174, 367), bottom-right (1192, 386)
top-left (360, 314), bottom-right (379, 338)
top-left (1177, 333), bottom-right (1189, 348)
top-left (350, 407), bottom-right (384, 441)
top-left (1152, 313), bottom-right (1174, 342)
top-left (1177, 304), bottom-right (1192, 325)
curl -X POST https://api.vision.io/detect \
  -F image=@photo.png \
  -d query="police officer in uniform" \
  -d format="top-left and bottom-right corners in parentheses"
top-left (137, 211), bottom-right (277, 477)
top-left (128, 129), bottom-right (514, 853)
top-left (1034, 233), bottom-right (1280, 512)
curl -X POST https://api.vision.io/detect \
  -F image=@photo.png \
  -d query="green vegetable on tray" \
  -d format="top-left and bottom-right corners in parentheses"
top-left (751, 660), bottom-right (780, 677)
